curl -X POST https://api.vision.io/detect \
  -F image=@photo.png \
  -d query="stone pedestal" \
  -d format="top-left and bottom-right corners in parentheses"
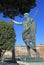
top-left (17, 61), bottom-right (44, 65)
top-left (20, 56), bottom-right (44, 62)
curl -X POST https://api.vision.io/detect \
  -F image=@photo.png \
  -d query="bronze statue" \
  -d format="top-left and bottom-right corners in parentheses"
top-left (11, 13), bottom-right (39, 57)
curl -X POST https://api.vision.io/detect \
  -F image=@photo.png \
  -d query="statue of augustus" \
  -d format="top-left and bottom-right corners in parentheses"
top-left (11, 13), bottom-right (39, 57)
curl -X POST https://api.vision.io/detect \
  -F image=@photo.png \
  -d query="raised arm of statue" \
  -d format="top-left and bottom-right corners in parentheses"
top-left (11, 19), bottom-right (23, 25)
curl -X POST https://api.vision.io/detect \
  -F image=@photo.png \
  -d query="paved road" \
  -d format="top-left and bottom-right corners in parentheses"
top-left (0, 62), bottom-right (19, 65)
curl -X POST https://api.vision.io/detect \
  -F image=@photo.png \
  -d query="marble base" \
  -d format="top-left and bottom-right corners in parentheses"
top-left (17, 61), bottom-right (44, 65)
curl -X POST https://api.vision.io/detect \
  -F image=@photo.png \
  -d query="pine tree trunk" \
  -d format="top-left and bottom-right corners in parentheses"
top-left (0, 52), bottom-right (1, 58)
top-left (12, 47), bottom-right (17, 63)
top-left (0, 49), bottom-right (2, 58)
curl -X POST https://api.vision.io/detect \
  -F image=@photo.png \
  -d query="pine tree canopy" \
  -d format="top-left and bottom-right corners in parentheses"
top-left (0, 0), bottom-right (36, 19)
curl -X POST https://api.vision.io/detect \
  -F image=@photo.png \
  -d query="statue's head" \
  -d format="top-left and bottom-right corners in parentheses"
top-left (24, 13), bottom-right (29, 18)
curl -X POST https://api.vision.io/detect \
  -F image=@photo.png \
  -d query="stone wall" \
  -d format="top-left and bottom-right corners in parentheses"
top-left (15, 45), bottom-right (44, 58)
top-left (2, 44), bottom-right (44, 58)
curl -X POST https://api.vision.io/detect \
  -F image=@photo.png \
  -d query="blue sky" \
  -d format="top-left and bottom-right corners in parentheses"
top-left (0, 0), bottom-right (44, 46)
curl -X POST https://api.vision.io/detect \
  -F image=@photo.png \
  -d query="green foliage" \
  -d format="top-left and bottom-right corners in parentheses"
top-left (0, 20), bottom-right (16, 50)
top-left (0, 0), bottom-right (36, 19)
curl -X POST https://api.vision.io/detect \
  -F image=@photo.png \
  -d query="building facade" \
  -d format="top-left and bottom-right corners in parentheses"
top-left (2, 44), bottom-right (44, 58)
top-left (15, 45), bottom-right (44, 58)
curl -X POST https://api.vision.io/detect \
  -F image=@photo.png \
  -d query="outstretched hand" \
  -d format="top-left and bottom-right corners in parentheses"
top-left (10, 18), bottom-right (23, 25)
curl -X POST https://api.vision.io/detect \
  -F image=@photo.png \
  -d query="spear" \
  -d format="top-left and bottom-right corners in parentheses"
top-left (33, 10), bottom-right (39, 18)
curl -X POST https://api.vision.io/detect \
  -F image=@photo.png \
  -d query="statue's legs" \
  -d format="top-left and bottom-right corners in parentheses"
top-left (32, 36), bottom-right (36, 49)
top-left (25, 40), bottom-right (31, 57)
top-left (32, 36), bottom-right (40, 57)
top-left (26, 45), bottom-right (31, 57)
